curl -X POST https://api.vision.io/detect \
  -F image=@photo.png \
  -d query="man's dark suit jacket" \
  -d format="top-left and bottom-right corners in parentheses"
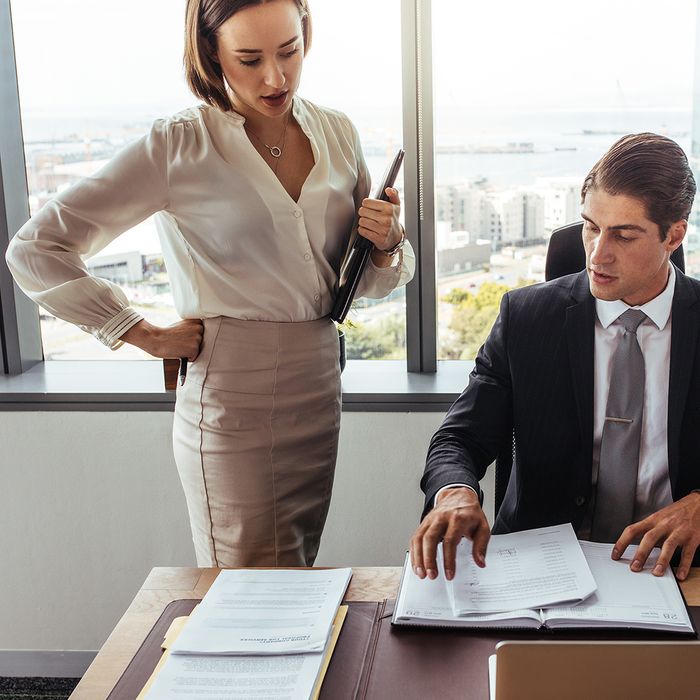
top-left (422, 266), bottom-right (700, 536)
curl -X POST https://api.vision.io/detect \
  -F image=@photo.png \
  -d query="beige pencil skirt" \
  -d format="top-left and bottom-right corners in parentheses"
top-left (172, 316), bottom-right (342, 568)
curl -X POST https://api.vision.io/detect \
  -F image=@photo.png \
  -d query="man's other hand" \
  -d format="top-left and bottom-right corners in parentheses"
top-left (409, 487), bottom-right (491, 582)
top-left (612, 492), bottom-right (700, 581)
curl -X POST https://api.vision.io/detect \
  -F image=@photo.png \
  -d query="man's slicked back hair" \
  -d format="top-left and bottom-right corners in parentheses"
top-left (581, 133), bottom-right (696, 239)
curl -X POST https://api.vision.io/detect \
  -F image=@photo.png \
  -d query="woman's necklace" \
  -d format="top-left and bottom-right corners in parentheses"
top-left (246, 112), bottom-right (291, 173)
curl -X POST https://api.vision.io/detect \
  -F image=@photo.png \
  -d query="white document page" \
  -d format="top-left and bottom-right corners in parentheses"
top-left (170, 568), bottom-right (352, 655)
top-left (143, 650), bottom-right (324, 700)
top-left (450, 524), bottom-right (597, 614)
top-left (542, 541), bottom-right (693, 631)
top-left (393, 551), bottom-right (542, 628)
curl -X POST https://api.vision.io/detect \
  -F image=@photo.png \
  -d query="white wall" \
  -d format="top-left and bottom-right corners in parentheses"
top-left (0, 411), bottom-right (494, 653)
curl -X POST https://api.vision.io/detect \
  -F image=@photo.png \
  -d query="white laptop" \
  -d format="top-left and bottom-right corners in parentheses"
top-left (489, 640), bottom-right (700, 700)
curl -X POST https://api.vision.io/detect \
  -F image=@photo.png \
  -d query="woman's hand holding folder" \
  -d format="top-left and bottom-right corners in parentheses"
top-left (357, 187), bottom-right (404, 268)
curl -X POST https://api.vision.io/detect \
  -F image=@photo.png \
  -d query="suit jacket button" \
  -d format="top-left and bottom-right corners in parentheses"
top-left (575, 496), bottom-right (586, 506)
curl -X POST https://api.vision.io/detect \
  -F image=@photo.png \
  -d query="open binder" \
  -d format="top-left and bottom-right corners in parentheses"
top-left (330, 148), bottom-right (405, 323)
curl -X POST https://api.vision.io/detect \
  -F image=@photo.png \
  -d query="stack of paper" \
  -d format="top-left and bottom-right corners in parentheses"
top-left (143, 568), bottom-right (352, 699)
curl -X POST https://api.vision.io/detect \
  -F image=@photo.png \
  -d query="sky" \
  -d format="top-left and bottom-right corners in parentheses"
top-left (10, 0), bottom-right (699, 130)
top-left (432, 0), bottom-right (698, 112)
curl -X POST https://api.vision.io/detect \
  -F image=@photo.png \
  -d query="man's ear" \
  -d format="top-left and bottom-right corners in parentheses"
top-left (665, 219), bottom-right (687, 253)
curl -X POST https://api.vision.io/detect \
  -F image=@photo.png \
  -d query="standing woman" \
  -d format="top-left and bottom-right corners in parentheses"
top-left (5, 0), bottom-right (414, 567)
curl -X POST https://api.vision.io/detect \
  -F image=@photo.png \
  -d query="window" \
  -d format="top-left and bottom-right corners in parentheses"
top-left (3, 0), bottom-right (700, 382)
top-left (432, 0), bottom-right (699, 360)
top-left (302, 0), bottom-right (406, 360)
top-left (11, 0), bottom-right (191, 360)
top-left (10, 0), bottom-right (406, 362)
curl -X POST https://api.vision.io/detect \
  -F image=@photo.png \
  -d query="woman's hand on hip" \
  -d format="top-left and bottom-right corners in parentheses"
top-left (121, 319), bottom-right (204, 361)
top-left (358, 187), bottom-right (403, 253)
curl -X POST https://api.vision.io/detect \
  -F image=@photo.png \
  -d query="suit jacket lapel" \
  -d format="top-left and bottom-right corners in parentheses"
top-left (565, 271), bottom-right (596, 476)
top-left (668, 267), bottom-right (700, 493)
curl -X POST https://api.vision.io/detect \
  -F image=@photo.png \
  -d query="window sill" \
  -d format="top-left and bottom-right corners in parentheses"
top-left (0, 360), bottom-right (473, 411)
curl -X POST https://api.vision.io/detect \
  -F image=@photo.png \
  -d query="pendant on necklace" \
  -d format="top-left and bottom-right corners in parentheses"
top-left (269, 146), bottom-right (282, 158)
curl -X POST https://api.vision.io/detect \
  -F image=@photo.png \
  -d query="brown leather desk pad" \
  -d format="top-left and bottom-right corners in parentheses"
top-left (107, 600), bottom-right (700, 700)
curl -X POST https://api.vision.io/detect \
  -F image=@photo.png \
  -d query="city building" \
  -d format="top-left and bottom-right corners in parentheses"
top-left (436, 182), bottom-right (500, 243)
top-left (436, 180), bottom-right (563, 246)
top-left (492, 189), bottom-right (545, 245)
top-left (437, 241), bottom-right (491, 276)
top-left (434, 220), bottom-right (491, 275)
top-left (86, 250), bottom-right (143, 284)
top-left (533, 177), bottom-right (581, 233)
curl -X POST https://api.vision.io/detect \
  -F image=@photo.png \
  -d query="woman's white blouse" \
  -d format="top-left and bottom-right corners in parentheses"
top-left (5, 97), bottom-right (415, 348)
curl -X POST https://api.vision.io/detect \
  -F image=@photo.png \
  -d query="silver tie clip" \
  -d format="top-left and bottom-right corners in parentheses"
top-left (605, 416), bottom-right (633, 424)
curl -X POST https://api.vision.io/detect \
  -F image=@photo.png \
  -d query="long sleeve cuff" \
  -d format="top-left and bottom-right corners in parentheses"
top-left (434, 483), bottom-right (478, 507)
top-left (356, 239), bottom-right (416, 300)
top-left (91, 307), bottom-right (144, 350)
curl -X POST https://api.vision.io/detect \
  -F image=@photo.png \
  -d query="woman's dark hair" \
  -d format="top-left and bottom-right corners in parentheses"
top-left (581, 133), bottom-right (696, 239)
top-left (184, 0), bottom-right (312, 112)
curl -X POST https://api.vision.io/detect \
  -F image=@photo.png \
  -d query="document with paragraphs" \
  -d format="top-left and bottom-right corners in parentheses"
top-left (450, 524), bottom-right (595, 614)
top-left (543, 541), bottom-right (694, 631)
top-left (393, 524), bottom-right (695, 634)
top-left (170, 568), bottom-right (352, 655)
top-left (145, 653), bottom-right (325, 699)
top-left (142, 606), bottom-right (348, 700)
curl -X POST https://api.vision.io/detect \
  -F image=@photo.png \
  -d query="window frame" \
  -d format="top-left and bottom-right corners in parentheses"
top-left (402, 0), bottom-right (437, 373)
top-left (0, 0), bottom-right (458, 409)
top-left (0, 0), bottom-right (43, 376)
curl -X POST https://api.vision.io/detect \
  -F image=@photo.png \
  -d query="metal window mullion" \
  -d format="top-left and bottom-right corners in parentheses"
top-left (0, 0), bottom-right (42, 375)
top-left (401, 0), bottom-right (436, 373)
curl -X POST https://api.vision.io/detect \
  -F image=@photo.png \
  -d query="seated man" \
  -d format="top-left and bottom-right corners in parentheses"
top-left (411, 133), bottom-right (700, 583)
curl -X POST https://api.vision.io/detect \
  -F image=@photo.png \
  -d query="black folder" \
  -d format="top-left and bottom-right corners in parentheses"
top-left (330, 148), bottom-right (405, 324)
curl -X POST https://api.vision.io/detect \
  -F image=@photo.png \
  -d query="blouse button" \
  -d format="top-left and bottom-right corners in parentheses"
top-left (293, 210), bottom-right (303, 218)
top-left (304, 253), bottom-right (312, 261)
top-left (314, 294), bottom-right (320, 302)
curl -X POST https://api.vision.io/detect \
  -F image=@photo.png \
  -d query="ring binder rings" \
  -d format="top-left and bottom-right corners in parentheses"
top-left (330, 148), bottom-right (405, 324)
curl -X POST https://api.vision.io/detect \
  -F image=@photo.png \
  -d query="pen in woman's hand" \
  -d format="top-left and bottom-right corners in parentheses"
top-left (179, 357), bottom-right (188, 386)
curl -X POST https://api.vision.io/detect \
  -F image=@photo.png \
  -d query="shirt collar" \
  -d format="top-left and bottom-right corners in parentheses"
top-left (595, 263), bottom-right (675, 331)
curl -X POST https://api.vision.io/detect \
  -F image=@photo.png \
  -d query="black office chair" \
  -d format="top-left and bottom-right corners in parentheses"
top-left (493, 221), bottom-right (685, 515)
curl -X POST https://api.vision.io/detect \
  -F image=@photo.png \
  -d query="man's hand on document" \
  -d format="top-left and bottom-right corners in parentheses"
top-left (612, 492), bottom-right (700, 581)
top-left (410, 487), bottom-right (490, 582)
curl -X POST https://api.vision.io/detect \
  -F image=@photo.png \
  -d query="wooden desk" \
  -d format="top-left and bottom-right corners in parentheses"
top-left (70, 566), bottom-right (700, 700)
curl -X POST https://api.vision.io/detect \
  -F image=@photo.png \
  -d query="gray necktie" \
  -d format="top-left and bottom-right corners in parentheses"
top-left (591, 309), bottom-right (647, 543)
